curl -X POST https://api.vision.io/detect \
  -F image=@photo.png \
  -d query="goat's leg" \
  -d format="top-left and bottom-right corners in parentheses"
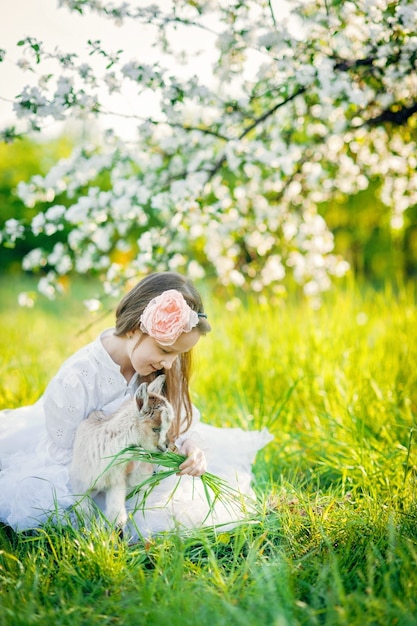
top-left (105, 480), bottom-right (128, 529)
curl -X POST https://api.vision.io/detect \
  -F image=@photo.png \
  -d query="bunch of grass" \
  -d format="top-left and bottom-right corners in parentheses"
top-left (103, 446), bottom-right (245, 521)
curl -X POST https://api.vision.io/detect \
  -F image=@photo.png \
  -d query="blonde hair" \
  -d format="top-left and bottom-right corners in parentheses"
top-left (114, 272), bottom-right (211, 439)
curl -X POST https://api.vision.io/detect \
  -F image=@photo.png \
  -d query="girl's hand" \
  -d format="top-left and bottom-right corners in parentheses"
top-left (177, 439), bottom-right (207, 477)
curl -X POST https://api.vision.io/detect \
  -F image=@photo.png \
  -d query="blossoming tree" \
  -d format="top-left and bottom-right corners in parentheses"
top-left (1, 0), bottom-right (416, 303)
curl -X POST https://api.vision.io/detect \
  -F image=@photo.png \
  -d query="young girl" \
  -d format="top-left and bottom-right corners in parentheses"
top-left (0, 272), bottom-right (272, 539)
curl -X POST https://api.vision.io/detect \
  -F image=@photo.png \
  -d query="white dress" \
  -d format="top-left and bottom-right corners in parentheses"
top-left (0, 329), bottom-right (273, 539)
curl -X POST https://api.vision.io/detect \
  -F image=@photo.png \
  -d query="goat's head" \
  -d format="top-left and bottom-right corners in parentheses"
top-left (134, 375), bottom-right (174, 452)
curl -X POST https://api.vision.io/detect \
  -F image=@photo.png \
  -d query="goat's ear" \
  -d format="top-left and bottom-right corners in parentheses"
top-left (148, 374), bottom-right (166, 395)
top-left (135, 383), bottom-right (148, 412)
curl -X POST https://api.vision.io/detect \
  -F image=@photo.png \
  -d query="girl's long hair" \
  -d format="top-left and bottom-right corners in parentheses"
top-left (114, 272), bottom-right (210, 440)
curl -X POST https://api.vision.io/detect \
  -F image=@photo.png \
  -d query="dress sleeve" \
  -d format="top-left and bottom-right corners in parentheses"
top-left (43, 369), bottom-right (94, 451)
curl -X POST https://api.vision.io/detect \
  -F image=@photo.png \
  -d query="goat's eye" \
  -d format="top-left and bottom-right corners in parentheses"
top-left (152, 427), bottom-right (161, 433)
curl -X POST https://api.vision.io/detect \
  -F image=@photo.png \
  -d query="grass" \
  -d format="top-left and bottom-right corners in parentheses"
top-left (117, 448), bottom-right (243, 515)
top-left (0, 274), bottom-right (417, 625)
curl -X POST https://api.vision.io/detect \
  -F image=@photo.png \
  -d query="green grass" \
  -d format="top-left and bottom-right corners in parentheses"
top-left (0, 274), bottom-right (416, 625)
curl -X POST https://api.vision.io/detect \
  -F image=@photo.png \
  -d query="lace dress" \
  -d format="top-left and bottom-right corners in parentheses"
top-left (0, 329), bottom-right (273, 539)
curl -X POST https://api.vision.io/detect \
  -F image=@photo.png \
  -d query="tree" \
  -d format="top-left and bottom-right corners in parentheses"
top-left (1, 0), bottom-right (416, 304)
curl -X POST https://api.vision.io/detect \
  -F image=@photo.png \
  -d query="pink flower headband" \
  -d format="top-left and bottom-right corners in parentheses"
top-left (140, 289), bottom-right (207, 346)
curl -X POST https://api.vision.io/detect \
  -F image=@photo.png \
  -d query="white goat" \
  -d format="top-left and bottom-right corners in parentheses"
top-left (70, 375), bottom-right (174, 529)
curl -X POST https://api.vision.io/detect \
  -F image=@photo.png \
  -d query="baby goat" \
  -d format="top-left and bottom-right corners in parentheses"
top-left (70, 375), bottom-right (174, 529)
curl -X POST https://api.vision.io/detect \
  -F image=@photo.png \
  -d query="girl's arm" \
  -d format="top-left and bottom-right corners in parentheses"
top-left (175, 404), bottom-right (207, 476)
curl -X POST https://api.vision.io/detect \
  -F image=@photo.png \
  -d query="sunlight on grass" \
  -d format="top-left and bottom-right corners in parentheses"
top-left (1, 275), bottom-right (417, 625)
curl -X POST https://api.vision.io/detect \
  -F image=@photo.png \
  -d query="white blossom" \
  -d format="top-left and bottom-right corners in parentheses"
top-left (4, 219), bottom-right (25, 242)
top-left (22, 248), bottom-right (45, 271)
top-left (31, 213), bottom-right (46, 236)
top-left (261, 255), bottom-right (286, 284)
top-left (47, 243), bottom-right (73, 274)
top-left (18, 292), bottom-right (35, 308)
top-left (83, 298), bottom-right (102, 312)
top-left (3, 0), bottom-right (413, 301)
top-left (38, 272), bottom-right (61, 299)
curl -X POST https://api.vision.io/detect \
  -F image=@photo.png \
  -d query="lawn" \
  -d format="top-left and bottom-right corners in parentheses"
top-left (0, 274), bottom-right (416, 625)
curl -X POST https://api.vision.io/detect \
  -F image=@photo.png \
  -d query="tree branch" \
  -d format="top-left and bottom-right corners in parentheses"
top-left (333, 53), bottom-right (417, 127)
top-left (238, 86), bottom-right (307, 141)
top-left (267, 0), bottom-right (277, 27)
top-left (100, 109), bottom-right (230, 140)
top-left (364, 101), bottom-right (417, 127)
top-left (333, 56), bottom-right (376, 71)
top-left (203, 86), bottom-right (307, 180)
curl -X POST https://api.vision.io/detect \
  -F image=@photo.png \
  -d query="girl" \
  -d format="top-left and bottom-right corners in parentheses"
top-left (0, 272), bottom-right (272, 539)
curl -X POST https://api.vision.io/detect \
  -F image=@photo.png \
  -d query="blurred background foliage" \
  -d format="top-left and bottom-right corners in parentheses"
top-left (0, 135), bottom-right (73, 272)
top-left (1, 132), bottom-right (416, 289)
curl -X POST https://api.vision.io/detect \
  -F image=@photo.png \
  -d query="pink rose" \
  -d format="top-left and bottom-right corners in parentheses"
top-left (140, 289), bottom-right (199, 346)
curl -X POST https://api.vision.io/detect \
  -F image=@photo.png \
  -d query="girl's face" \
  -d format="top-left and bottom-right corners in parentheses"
top-left (128, 328), bottom-right (200, 376)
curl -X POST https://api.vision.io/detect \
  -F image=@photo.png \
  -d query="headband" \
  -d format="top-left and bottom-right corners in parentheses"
top-left (140, 289), bottom-right (207, 346)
